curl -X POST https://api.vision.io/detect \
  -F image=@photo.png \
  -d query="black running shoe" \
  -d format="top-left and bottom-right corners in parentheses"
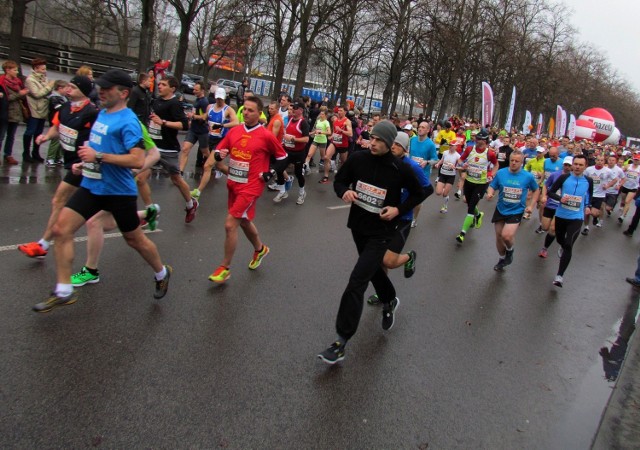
top-left (318, 341), bottom-right (346, 364)
top-left (32, 291), bottom-right (77, 313)
top-left (504, 248), bottom-right (514, 266)
top-left (154, 265), bottom-right (172, 299)
top-left (404, 250), bottom-right (416, 278)
top-left (494, 259), bottom-right (507, 271)
top-left (382, 297), bottom-right (400, 330)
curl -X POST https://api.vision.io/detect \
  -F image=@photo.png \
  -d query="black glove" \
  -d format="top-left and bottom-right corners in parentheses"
top-left (262, 169), bottom-right (276, 182)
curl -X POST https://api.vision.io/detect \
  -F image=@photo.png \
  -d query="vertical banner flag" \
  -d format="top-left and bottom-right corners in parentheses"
top-left (555, 106), bottom-right (563, 138)
top-left (548, 118), bottom-right (555, 138)
top-left (536, 114), bottom-right (543, 138)
top-left (504, 86), bottom-right (516, 132)
top-left (523, 110), bottom-right (532, 131)
top-left (482, 82), bottom-right (494, 127)
top-left (568, 114), bottom-right (576, 140)
top-left (560, 109), bottom-right (567, 138)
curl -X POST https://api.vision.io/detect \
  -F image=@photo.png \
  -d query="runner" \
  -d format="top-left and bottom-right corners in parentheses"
top-left (408, 121), bottom-right (438, 226)
top-left (304, 107), bottom-right (330, 174)
top-left (207, 96), bottom-right (288, 284)
top-left (273, 101), bottom-right (309, 204)
top-left (179, 80), bottom-right (211, 173)
top-left (605, 154), bottom-right (625, 217)
top-left (432, 137), bottom-right (462, 214)
top-left (318, 121), bottom-right (426, 365)
top-left (618, 153), bottom-right (640, 224)
top-left (546, 154), bottom-right (594, 288)
top-left (486, 150), bottom-right (539, 271)
top-left (455, 128), bottom-right (498, 244)
top-left (320, 106), bottom-right (352, 184)
top-left (537, 156), bottom-right (573, 258)
top-left (534, 146), bottom-right (563, 232)
top-left (582, 154), bottom-right (615, 235)
top-left (32, 69), bottom-right (171, 312)
top-left (18, 76), bottom-right (99, 259)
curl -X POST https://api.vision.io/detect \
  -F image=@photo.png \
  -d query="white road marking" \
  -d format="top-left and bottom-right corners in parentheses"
top-left (0, 229), bottom-right (162, 253)
top-left (327, 205), bottom-right (351, 210)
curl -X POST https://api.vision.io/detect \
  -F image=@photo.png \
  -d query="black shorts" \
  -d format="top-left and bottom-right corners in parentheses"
top-left (542, 207), bottom-right (557, 219)
top-left (491, 208), bottom-right (523, 224)
top-left (605, 193), bottom-right (618, 208)
top-left (208, 137), bottom-right (222, 151)
top-left (63, 170), bottom-right (83, 187)
top-left (185, 129), bottom-right (208, 149)
top-left (387, 220), bottom-right (412, 254)
top-left (65, 187), bottom-right (139, 233)
top-left (286, 151), bottom-right (305, 165)
top-left (437, 173), bottom-right (456, 185)
top-left (591, 197), bottom-right (605, 209)
top-left (335, 145), bottom-right (349, 154)
top-left (621, 186), bottom-right (637, 195)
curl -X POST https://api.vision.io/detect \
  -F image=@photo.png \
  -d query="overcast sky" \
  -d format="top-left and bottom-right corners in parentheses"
top-left (562, 0), bottom-right (640, 93)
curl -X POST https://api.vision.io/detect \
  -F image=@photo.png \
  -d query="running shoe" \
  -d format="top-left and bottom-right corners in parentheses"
top-left (474, 211), bottom-right (484, 229)
top-left (248, 245), bottom-right (270, 270)
top-left (382, 297), bottom-right (400, 330)
top-left (440, 205), bottom-right (448, 214)
top-left (618, 216), bottom-right (624, 224)
top-left (535, 225), bottom-right (544, 234)
top-left (504, 248), bottom-right (514, 265)
top-left (318, 341), bottom-right (345, 365)
top-left (454, 190), bottom-right (461, 200)
top-left (154, 265), bottom-right (172, 299)
top-left (303, 163), bottom-right (310, 175)
top-left (367, 294), bottom-right (380, 305)
top-left (145, 204), bottom-right (161, 231)
top-left (185, 199), bottom-right (199, 223)
top-left (625, 277), bottom-right (640, 288)
top-left (273, 190), bottom-right (288, 202)
top-left (71, 266), bottom-right (100, 287)
top-left (557, 248), bottom-right (563, 258)
top-left (404, 250), bottom-right (416, 278)
top-left (209, 265), bottom-right (230, 283)
top-left (18, 242), bottom-right (48, 259)
top-left (623, 230), bottom-right (634, 237)
top-left (32, 291), bottom-right (77, 313)
top-left (538, 248), bottom-right (548, 258)
top-left (296, 191), bottom-right (306, 205)
top-left (267, 181), bottom-right (279, 191)
top-left (595, 222), bottom-right (602, 228)
top-left (456, 233), bottom-right (465, 243)
top-left (581, 227), bottom-right (589, 236)
top-left (190, 188), bottom-right (201, 201)
top-left (494, 259), bottom-right (507, 271)
top-left (330, 161), bottom-right (336, 173)
top-left (411, 220), bottom-right (417, 228)
top-left (319, 176), bottom-right (330, 184)
top-left (553, 275), bottom-right (563, 288)
top-left (46, 159), bottom-right (56, 167)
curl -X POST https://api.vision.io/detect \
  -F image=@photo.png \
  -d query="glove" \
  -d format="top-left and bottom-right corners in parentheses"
top-left (262, 169), bottom-right (276, 182)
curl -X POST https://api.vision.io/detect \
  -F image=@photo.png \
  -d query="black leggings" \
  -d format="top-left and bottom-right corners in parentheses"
top-left (463, 180), bottom-right (488, 215)
top-left (554, 217), bottom-right (582, 276)
top-left (335, 231), bottom-right (396, 341)
top-left (276, 152), bottom-right (306, 188)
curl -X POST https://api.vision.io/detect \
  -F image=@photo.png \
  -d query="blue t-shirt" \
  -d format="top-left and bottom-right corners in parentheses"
top-left (409, 136), bottom-right (437, 175)
top-left (522, 148), bottom-right (537, 162)
top-left (81, 108), bottom-right (143, 196)
top-left (490, 167), bottom-right (539, 215)
top-left (190, 96), bottom-right (211, 135)
top-left (553, 173), bottom-right (592, 220)
top-left (400, 156), bottom-right (431, 221)
top-left (543, 157), bottom-right (563, 181)
top-left (544, 170), bottom-right (564, 209)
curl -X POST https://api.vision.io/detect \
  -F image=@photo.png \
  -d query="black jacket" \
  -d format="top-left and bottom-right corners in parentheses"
top-left (334, 150), bottom-right (426, 236)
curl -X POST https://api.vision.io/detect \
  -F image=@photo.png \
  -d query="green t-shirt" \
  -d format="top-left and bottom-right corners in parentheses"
top-left (313, 119), bottom-right (330, 144)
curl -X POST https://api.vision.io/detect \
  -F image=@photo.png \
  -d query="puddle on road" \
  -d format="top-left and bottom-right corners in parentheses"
top-left (548, 292), bottom-right (640, 449)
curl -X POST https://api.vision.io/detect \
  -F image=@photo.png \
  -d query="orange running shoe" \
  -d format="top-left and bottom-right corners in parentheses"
top-left (18, 242), bottom-right (48, 259)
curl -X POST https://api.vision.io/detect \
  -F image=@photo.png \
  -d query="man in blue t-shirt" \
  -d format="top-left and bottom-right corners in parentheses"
top-left (33, 69), bottom-right (172, 314)
top-left (486, 149), bottom-right (539, 271)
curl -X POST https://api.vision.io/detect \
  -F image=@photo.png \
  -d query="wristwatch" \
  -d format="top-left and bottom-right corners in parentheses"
top-left (95, 152), bottom-right (103, 162)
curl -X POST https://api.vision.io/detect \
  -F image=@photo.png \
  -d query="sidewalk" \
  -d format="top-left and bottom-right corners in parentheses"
top-left (592, 291), bottom-right (640, 449)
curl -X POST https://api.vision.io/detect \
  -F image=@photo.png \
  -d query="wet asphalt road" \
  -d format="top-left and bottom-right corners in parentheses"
top-left (1, 130), bottom-right (639, 449)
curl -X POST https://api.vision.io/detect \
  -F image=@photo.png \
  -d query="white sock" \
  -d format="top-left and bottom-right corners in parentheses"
top-left (38, 239), bottom-right (50, 250)
top-left (55, 283), bottom-right (73, 297)
top-left (155, 266), bottom-right (167, 281)
top-left (299, 187), bottom-right (305, 194)
top-left (186, 199), bottom-right (194, 209)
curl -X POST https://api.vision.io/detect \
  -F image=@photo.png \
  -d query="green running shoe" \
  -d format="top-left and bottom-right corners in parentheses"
top-left (474, 211), bottom-right (484, 229)
top-left (145, 203), bottom-right (161, 231)
top-left (190, 188), bottom-right (201, 201)
top-left (71, 266), bottom-right (100, 287)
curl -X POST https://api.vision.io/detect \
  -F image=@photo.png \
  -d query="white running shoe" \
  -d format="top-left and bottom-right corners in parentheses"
top-left (296, 191), bottom-right (307, 205)
top-left (273, 191), bottom-right (288, 203)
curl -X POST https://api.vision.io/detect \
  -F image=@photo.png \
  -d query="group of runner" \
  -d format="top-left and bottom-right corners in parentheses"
top-left (10, 65), bottom-right (640, 365)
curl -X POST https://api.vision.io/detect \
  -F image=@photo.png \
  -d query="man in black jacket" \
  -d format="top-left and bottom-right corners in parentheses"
top-left (127, 73), bottom-right (151, 126)
top-left (318, 120), bottom-right (427, 365)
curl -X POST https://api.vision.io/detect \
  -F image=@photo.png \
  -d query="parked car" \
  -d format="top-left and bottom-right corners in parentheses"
top-left (180, 75), bottom-right (196, 94)
top-left (216, 79), bottom-right (242, 99)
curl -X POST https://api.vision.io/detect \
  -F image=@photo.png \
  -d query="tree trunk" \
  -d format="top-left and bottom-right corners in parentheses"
top-left (173, 20), bottom-right (191, 81)
top-left (138, 0), bottom-right (156, 72)
top-left (9, 0), bottom-right (31, 70)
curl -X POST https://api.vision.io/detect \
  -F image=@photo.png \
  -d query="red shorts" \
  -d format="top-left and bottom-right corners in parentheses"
top-left (228, 190), bottom-right (258, 221)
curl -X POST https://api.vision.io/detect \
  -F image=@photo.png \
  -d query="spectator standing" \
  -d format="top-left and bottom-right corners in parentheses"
top-left (23, 58), bottom-right (54, 163)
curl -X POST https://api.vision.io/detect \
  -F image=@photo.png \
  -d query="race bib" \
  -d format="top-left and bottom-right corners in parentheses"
top-left (503, 186), bottom-right (523, 203)
top-left (592, 175), bottom-right (601, 185)
top-left (467, 164), bottom-right (483, 179)
top-left (209, 121), bottom-right (223, 138)
top-left (441, 162), bottom-right (456, 176)
top-left (533, 172), bottom-right (543, 183)
top-left (149, 121), bottom-right (162, 140)
top-left (284, 137), bottom-right (295, 148)
top-left (59, 124), bottom-right (78, 152)
top-left (627, 172), bottom-right (638, 180)
top-left (354, 180), bottom-right (387, 214)
top-left (497, 152), bottom-right (506, 162)
top-left (562, 194), bottom-right (582, 211)
top-left (228, 158), bottom-right (249, 184)
top-left (332, 133), bottom-right (343, 145)
top-left (411, 156), bottom-right (425, 164)
top-left (82, 161), bottom-right (102, 180)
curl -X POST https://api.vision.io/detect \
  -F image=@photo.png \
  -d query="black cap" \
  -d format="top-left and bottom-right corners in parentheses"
top-left (292, 101), bottom-right (304, 109)
top-left (69, 75), bottom-right (93, 98)
top-left (95, 69), bottom-right (133, 89)
top-left (475, 128), bottom-right (490, 140)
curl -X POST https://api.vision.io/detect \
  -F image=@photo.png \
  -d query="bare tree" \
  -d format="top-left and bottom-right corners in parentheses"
top-left (166, 0), bottom-right (213, 80)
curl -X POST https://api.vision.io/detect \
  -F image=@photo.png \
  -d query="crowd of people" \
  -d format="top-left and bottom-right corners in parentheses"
top-left (5, 60), bottom-right (640, 364)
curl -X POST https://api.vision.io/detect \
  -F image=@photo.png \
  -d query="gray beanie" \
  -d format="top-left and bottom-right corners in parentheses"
top-left (371, 120), bottom-right (397, 150)
top-left (394, 132), bottom-right (409, 151)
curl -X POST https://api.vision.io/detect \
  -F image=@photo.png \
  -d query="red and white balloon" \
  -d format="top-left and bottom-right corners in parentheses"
top-left (574, 119), bottom-right (596, 142)
top-left (578, 108), bottom-right (615, 142)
